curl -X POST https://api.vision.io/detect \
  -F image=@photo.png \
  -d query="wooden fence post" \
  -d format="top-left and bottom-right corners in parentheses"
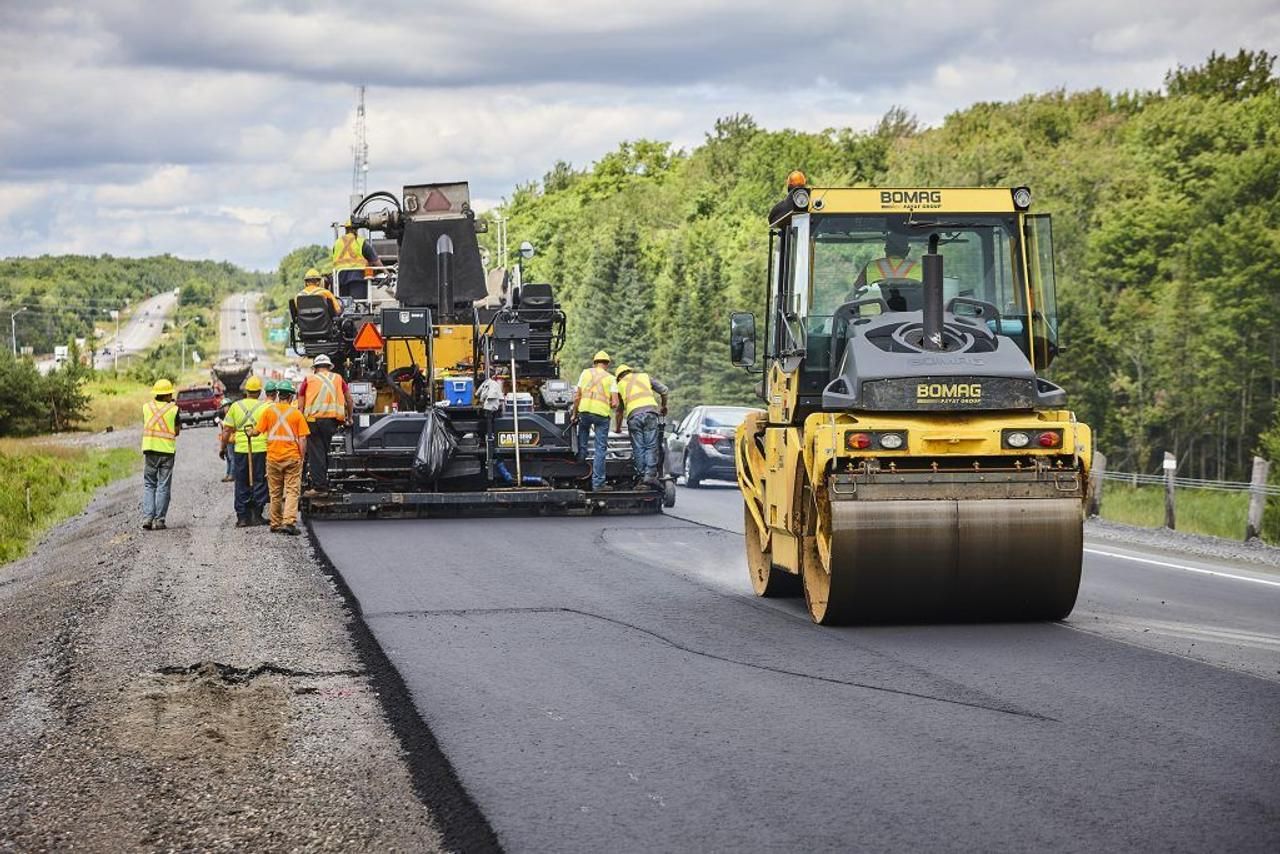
top-left (1163, 452), bottom-right (1177, 530)
top-left (1087, 451), bottom-right (1106, 517)
top-left (1245, 456), bottom-right (1270, 541)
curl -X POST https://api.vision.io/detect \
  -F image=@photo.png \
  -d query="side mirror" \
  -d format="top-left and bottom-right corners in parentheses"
top-left (729, 311), bottom-right (756, 368)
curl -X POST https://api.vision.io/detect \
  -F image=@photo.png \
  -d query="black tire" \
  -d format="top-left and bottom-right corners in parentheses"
top-left (662, 480), bottom-right (677, 508)
top-left (683, 451), bottom-right (703, 488)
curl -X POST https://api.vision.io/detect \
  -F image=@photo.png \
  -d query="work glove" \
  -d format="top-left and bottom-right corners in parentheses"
top-left (217, 446), bottom-right (227, 460)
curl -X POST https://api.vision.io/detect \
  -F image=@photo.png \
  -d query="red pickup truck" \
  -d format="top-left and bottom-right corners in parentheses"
top-left (176, 384), bottom-right (225, 426)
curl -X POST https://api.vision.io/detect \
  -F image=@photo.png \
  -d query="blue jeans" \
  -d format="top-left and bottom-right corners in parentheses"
top-left (232, 450), bottom-right (269, 519)
top-left (627, 411), bottom-right (660, 479)
top-left (577, 412), bottom-right (610, 488)
top-left (143, 451), bottom-right (175, 521)
top-left (225, 451), bottom-right (234, 477)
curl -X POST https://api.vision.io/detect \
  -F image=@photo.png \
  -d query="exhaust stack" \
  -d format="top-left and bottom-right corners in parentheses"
top-left (436, 233), bottom-right (455, 317)
top-left (922, 233), bottom-right (944, 351)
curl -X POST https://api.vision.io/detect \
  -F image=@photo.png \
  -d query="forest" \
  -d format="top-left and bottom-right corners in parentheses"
top-left (486, 50), bottom-right (1280, 482)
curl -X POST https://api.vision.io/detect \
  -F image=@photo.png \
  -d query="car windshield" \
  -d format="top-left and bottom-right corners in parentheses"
top-left (702, 408), bottom-right (752, 429)
top-left (178, 389), bottom-right (214, 400)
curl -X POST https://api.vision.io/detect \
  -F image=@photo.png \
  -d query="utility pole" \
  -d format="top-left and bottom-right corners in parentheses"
top-left (110, 309), bottom-right (120, 372)
top-left (351, 85), bottom-right (369, 204)
top-left (10, 306), bottom-right (27, 356)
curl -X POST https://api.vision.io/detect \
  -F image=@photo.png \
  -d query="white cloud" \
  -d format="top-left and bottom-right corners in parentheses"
top-left (1, 0), bottom-right (1278, 269)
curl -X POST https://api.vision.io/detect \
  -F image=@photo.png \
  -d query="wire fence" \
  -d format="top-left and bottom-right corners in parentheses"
top-left (1100, 470), bottom-right (1280, 497)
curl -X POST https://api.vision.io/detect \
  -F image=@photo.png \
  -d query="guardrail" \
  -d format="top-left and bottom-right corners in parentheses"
top-left (1088, 452), bottom-right (1274, 542)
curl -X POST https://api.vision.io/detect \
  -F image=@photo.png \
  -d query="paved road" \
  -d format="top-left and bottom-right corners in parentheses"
top-left (312, 486), bottom-right (1280, 852)
top-left (93, 290), bottom-right (179, 371)
top-left (217, 292), bottom-right (266, 364)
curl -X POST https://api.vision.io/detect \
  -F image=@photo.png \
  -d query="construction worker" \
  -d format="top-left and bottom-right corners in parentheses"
top-left (252, 379), bottom-right (309, 535)
top-left (331, 221), bottom-right (381, 301)
top-left (570, 350), bottom-right (618, 491)
top-left (293, 268), bottom-right (342, 315)
top-left (854, 231), bottom-right (921, 289)
top-left (140, 378), bottom-right (181, 531)
top-left (614, 365), bottom-right (669, 487)
top-left (219, 375), bottom-right (268, 527)
top-left (298, 354), bottom-right (353, 497)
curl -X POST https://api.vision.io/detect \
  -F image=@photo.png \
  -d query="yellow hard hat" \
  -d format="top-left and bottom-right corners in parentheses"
top-left (152, 378), bottom-right (175, 396)
top-left (304, 267), bottom-right (322, 280)
top-left (244, 376), bottom-right (263, 393)
top-left (342, 219), bottom-right (354, 229)
top-left (593, 350), bottom-right (611, 363)
top-left (615, 364), bottom-right (633, 378)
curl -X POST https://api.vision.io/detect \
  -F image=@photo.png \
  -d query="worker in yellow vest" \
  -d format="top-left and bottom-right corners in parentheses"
top-left (252, 379), bottom-right (309, 535)
top-left (298, 354), bottom-right (353, 497)
top-left (219, 375), bottom-right (269, 527)
top-left (140, 378), bottom-right (181, 530)
top-left (570, 350), bottom-right (619, 491)
top-left (293, 268), bottom-right (342, 315)
top-left (331, 221), bottom-right (381, 301)
top-left (850, 231), bottom-right (923, 309)
top-left (614, 365), bottom-right (669, 487)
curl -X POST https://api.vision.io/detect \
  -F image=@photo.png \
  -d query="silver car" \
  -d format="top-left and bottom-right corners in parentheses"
top-left (665, 405), bottom-right (760, 487)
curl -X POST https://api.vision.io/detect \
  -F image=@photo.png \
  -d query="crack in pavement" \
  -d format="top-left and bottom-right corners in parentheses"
top-left (366, 605), bottom-right (1056, 722)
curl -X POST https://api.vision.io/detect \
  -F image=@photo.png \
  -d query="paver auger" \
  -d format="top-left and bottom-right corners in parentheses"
top-left (729, 178), bottom-right (1092, 624)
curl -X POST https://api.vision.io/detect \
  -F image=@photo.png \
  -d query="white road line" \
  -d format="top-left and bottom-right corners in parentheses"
top-left (1084, 547), bottom-right (1280, 588)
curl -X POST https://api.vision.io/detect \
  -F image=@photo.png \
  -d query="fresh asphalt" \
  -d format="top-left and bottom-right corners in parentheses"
top-left (311, 481), bottom-right (1280, 852)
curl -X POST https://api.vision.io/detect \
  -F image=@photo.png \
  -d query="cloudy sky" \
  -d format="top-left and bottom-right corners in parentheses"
top-left (2, 0), bottom-right (1278, 271)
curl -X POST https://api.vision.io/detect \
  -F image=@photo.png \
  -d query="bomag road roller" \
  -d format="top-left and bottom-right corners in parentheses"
top-left (729, 175), bottom-right (1091, 624)
top-left (292, 181), bottom-right (665, 518)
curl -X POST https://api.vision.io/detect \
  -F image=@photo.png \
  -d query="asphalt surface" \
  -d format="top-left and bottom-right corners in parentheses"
top-left (93, 290), bottom-right (179, 371)
top-left (312, 483), bottom-right (1280, 852)
top-left (218, 291), bottom-right (266, 363)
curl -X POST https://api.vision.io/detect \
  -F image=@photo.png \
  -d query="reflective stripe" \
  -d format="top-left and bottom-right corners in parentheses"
top-left (871, 256), bottom-right (917, 281)
top-left (227, 398), bottom-right (266, 452)
top-left (332, 234), bottom-right (365, 270)
top-left (619, 372), bottom-right (658, 417)
top-left (303, 372), bottom-right (345, 420)
top-left (265, 403), bottom-right (303, 456)
top-left (577, 367), bottom-right (613, 417)
top-left (141, 401), bottom-right (177, 453)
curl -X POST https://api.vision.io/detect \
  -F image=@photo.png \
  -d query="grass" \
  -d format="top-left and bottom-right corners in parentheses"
top-left (83, 378), bottom-right (157, 432)
top-left (1099, 483), bottom-right (1257, 542)
top-left (0, 440), bottom-right (138, 564)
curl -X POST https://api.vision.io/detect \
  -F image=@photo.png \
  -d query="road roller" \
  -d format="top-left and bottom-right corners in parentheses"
top-left (729, 176), bottom-right (1092, 624)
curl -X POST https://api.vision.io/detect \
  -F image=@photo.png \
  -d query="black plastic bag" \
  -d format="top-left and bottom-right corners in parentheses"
top-left (412, 408), bottom-right (458, 485)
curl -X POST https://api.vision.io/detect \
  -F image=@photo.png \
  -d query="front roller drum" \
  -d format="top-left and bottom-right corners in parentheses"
top-left (803, 498), bottom-right (1083, 624)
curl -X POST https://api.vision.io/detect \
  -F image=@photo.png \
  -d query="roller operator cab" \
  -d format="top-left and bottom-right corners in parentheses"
top-left (291, 181), bottom-right (668, 518)
top-left (730, 178), bottom-right (1092, 624)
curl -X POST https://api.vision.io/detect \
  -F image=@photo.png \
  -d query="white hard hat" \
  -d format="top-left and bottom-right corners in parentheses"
top-left (312, 354), bottom-right (333, 368)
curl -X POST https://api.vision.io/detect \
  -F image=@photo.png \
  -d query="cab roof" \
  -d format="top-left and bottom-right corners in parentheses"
top-left (770, 187), bottom-right (1027, 225)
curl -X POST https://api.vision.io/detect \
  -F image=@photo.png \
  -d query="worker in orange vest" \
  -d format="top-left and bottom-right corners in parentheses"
top-left (297, 354), bottom-right (353, 497)
top-left (252, 379), bottom-right (310, 535)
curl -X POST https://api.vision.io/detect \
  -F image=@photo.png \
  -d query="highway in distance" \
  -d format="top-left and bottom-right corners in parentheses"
top-left (312, 484), bottom-right (1280, 852)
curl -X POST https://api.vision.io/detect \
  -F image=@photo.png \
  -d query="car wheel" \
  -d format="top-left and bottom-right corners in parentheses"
top-left (683, 450), bottom-right (703, 488)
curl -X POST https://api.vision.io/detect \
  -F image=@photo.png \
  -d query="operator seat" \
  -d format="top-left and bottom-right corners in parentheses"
top-left (289, 293), bottom-right (341, 358)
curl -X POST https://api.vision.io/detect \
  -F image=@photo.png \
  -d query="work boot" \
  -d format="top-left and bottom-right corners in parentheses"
top-left (141, 517), bottom-right (154, 531)
top-left (302, 488), bottom-right (323, 499)
top-left (282, 524), bottom-right (301, 536)
top-left (270, 526), bottom-right (282, 534)
top-left (221, 475), bottom-right (234, 483)
top-left (235, 517), bottom-right (248, 528)
top-left (154, 519), bottom-right (166, 530)
top-left (253, 511), bottom-right (268, 527)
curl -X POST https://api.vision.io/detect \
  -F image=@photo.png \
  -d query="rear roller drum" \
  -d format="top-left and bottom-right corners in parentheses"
top-left (744, 503), bottom-right (800, 598)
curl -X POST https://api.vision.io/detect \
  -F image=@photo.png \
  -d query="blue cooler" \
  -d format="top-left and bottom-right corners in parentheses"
top-left (444, 377), bottom-right (474, 406)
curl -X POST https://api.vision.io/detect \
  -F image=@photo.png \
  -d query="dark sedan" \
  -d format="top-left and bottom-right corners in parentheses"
top-left (665, 405), bottom-right (760, 486)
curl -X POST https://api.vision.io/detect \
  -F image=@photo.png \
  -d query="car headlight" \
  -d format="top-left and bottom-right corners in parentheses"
top-left (1005, 430), bottom-right (1030, 448)
top-left (878, 432), bottom-right (905, 450)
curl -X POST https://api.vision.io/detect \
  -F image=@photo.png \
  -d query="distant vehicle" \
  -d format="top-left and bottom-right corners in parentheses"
top-left (53, 345), bottom-right (69, 364)
top-left (176, 385), bottom-right (224, 426)
top-left (283, 366), bottom-right (302, 382)
top-left (666, 405), bottom-right (760, 486)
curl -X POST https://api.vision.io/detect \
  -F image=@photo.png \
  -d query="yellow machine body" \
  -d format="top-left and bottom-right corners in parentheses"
top-left (735, 185), bottom-right (1092, 624)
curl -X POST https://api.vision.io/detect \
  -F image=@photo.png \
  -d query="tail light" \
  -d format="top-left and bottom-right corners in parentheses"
top-left (1037, 430), bottom-right (1062, 448)
top-left (847, 432), bottom-right (872, 450)
top-left (697, 433), bottom-right (722, 445)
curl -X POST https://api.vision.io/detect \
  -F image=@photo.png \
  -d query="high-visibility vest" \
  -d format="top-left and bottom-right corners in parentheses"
top-left (303, 371), bottom-right (346, 420)
top-left (264, 403), bottom-right (303, 456)
top-left (298, 284), bottom-right (341, 313)
top-left (618, 372), bottom-right (659, 418)
top-left (331, 234), bottom-right (366, 271)
top-left (867, 256), bottom-right (921, 283)
top-left (224, 398), bottom-right (267, 453)
top-left (576, 366), bottom-right (614, 417)
top-left (141, 401), bottom-right (178, 454)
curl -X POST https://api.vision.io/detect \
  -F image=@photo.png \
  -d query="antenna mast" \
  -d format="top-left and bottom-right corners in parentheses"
top-left (351, 85), bottom-right (369, 203)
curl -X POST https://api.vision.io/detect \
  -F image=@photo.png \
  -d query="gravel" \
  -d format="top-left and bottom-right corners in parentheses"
top-left (1086, 516), bottom-right (1280, 569)
top-left (0, 425), bottom-right (444, 852)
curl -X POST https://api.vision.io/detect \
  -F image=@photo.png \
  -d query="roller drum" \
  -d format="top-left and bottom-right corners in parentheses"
top-left (814, 498), bottom-right (1082, 623)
